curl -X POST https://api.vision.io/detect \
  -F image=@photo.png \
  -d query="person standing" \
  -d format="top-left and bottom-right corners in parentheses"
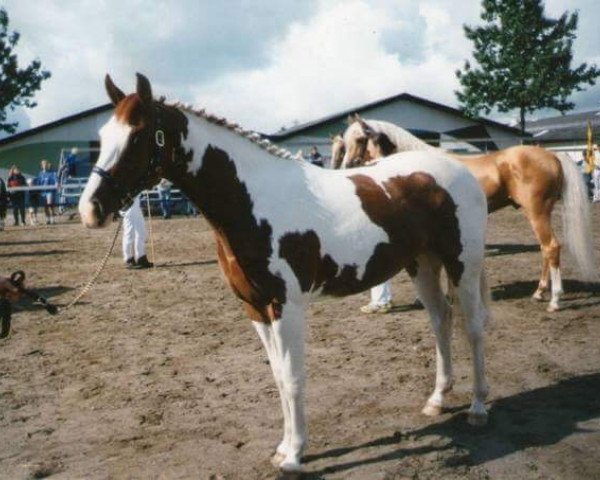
top-left (7, 165), bottom-right (26, 226)
top-left (308, 145), bottom-right (324, 167)
top-left (26, 177), bottom-right (40, 225)
top-left (121, 195), bottom-right (153, 269)
top-left (592, 146), bottom-right (600, 203)
top-left (37, 159), bottom-right (58, 224)
top-left (0, 176), bottom-right (8, 231)
top-left (157, 178), bottom-right (172, 219)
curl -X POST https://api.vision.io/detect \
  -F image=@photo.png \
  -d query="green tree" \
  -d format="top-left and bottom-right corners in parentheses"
top-left (0, 7), bottom-right (50, 134)
top-left (455, 0), bottom-right (600, 135)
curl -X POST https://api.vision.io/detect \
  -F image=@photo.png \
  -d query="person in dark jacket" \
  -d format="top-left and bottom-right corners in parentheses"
top-left (7, 165), bottom-right (26, 226)
top-left (0, 176), bottom-right (8, 231)
top-left (308, 146), bottom-right (324, 167)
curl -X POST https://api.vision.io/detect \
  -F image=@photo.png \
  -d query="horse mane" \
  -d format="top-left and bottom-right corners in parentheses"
top-left (164, 99), bottom-right (296, 160)
top-left (359, 119), bottom-right (440, 153)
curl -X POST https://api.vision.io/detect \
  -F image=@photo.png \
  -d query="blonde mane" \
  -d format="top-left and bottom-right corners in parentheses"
top-left (166, 100), bottom-right (295, 160)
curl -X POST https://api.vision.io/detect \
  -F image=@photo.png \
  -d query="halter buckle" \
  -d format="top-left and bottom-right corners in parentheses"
top-left (155, 129), bottom-right (165, 147)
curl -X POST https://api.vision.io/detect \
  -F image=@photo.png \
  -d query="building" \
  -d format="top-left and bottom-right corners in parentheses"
top-left (0, 91), bottom-right (526, 176)
top-left (266, 92), bottom-right (527, 159)
top-left (0, 104), bottom-right (112, 175)
top-left (526, 109), bottom-right (600, 149)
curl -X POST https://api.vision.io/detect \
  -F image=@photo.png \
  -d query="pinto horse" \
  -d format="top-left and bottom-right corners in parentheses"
top-left (79, 74), bottom-right (491, 472)
top-left (334, 116), bottom-right (596, 312)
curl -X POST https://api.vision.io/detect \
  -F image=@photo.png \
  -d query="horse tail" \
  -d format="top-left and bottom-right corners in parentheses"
top-left (555, 152), bottom-right (597, 281)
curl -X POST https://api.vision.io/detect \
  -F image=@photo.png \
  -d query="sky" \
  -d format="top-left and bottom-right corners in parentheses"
top-left (2, 0), bottom-right (600, 135)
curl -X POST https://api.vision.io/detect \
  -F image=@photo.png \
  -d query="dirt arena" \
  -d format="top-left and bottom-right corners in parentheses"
top-left (1, 205), bottom-right (599, 480)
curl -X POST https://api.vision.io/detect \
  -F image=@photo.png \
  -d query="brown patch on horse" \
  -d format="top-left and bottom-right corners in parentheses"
top-left (279, 172), bottom-right (464, 294)
top-left (114, 94), bottom-right (146, 126)
top-left (189, 145), bottom-right (286, 322)
top-left (350, 172), bottom-right (464, 286)
top-left (279, 230), bottom-right (405, 296)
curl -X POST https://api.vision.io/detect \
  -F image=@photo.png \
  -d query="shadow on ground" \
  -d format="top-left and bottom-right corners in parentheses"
top-left (486, 243), bottom-right (540, 257)
top-left (292, 373), bottom-right (600, 479)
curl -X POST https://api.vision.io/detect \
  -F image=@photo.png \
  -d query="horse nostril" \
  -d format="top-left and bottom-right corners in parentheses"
top-left (91, 198), bottom-right (105, 221)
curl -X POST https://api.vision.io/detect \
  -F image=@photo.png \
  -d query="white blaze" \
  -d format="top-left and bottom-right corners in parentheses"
top-left (79, 116), bottom-right (132, 227)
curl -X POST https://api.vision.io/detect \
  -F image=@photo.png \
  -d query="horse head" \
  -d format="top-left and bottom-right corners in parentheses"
top-left (79, 73), bottom-right (188, 228)
top-left (340, 114), bottom-right (377, 168)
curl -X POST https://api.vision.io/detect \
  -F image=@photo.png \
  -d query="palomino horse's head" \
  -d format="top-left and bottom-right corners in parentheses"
top-left (337, 115), bottom-right (398, 169)
top-left (339, 114), bottom-right (370, 169)
top-left (79, 73), bottom-right (187, 228)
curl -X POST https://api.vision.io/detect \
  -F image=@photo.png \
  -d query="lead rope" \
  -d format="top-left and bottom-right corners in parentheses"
top-left (63, 218), bottom-right (123, 311)
top-left (145, 192), bottom-right (156, 267)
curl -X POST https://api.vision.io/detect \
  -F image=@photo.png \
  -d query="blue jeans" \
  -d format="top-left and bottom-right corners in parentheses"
top-left (158, 189), bottom-right (171, 218)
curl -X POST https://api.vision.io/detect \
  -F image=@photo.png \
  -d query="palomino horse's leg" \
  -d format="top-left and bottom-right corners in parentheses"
top-left (256, 302), bottom-right (307, 472)
top-left (455, 268), bottom-right (489, 426)
top-left (526, 206), bottom-right (562, 311)
top-left (411, 255), bottom-right (454, 416)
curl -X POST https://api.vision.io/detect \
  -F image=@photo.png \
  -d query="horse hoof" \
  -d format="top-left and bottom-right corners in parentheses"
top-left (546, 303), bottom-right (560, 313)
top-left (422, 403), bottom-right (443, 416)
top-left (279, 459), bottom-right (303, 473)
top-left (467, 412), bottom-right (488, 427)
top-left (271, 452), bottom-right (285, 467)
top-left (532, 291), bottom-right (545, 302)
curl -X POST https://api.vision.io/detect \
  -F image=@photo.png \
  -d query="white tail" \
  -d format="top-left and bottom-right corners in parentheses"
top-left (556, 152), bottom-right (597, 281)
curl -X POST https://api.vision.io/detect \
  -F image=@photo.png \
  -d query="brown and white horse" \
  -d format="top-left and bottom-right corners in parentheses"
top-left (334, 117), bottom-right (596, 312)
top-left (79, 74), bottom-right (490, 472)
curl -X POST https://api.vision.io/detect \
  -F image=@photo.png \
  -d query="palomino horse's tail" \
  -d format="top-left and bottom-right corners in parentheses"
top-left (555, 152), bottom-right (597, 281)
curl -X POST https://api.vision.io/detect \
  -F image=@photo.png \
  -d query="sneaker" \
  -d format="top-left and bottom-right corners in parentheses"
top-left (125, 257), bottom-right (136, 269)
top-left (131, 255), bottom-right (154, 269)
top-left (360, 302), bottom-right (393, 314)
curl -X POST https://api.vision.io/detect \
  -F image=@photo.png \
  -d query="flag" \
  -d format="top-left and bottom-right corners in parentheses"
top-left (586, 120), bottom-right (594, 173)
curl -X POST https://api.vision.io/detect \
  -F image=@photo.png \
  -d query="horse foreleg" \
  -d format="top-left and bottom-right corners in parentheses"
top-left (267, 302), bottom-right (307, 472)
top-left (412, 256), bottom-right (454, 416)
top-left (253, 320), bottom-right (292, 466)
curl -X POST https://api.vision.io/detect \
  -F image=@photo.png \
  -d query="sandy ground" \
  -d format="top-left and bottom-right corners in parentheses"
top-left (0, 206), bottom-right (599, 480)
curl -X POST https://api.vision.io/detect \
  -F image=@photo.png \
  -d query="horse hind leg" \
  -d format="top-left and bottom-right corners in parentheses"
top-left (456, 266), bottom-right (489, 426)
top-left (527, 208), bottom-right (562, 311)
top-left (411, 255), bottom-right (454, 417)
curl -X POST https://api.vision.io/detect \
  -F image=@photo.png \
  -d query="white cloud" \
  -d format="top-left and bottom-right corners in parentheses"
top-left (197, 0), bottom-right (469, 131)
top-left (2, 0), bottom-right (600, 134)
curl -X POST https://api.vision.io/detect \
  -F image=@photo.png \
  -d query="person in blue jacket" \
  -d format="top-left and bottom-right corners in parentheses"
top-left (37, 159), bottom-right (58, 225)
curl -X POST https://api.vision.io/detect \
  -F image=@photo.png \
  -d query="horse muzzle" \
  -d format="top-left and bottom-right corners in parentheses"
top-left (79, 198), bottom-right (112, 229)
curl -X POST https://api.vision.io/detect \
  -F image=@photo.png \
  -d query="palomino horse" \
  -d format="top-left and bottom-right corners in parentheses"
top-left (79, 74), bottom-right (491, 472)
top-left (334, 116), bottom-right (596, 312)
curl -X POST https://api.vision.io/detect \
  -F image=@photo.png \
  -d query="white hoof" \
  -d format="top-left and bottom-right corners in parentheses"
top-left (422, 403), bottom-right (443, 416)
top-left (467, 411), bottom-right (488, 427)
top-left (546, 302), bottom-right (559, 312)
top-left (279, 458), bottom-right (303, 472)
top-left (271, 451), bottom-right (285, 467)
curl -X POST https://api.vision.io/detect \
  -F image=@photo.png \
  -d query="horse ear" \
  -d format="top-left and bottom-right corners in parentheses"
top-left (356, 117), bottom-right (374, 136)
top-left (105, 74), bottom-right (125, 106)
top-left (136, 72), bottom-right (153, 105)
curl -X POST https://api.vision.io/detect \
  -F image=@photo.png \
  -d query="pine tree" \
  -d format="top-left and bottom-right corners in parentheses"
top-left (455, 0), bottom-right (600, 134)
top-left (0, 7), bottom-right (50, 134)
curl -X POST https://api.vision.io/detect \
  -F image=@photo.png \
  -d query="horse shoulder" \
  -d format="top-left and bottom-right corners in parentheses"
top-left (214, 231), bottom-right (282, 322)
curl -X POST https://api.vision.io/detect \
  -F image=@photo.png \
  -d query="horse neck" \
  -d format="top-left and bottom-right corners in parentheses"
top-left (166, 112), bottom-right (293, 228)
top-left (372, 120), bottom-right (438, 153)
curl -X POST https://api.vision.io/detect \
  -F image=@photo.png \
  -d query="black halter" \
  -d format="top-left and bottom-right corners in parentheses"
top-left (91, 105), bottom-right (168, 211)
